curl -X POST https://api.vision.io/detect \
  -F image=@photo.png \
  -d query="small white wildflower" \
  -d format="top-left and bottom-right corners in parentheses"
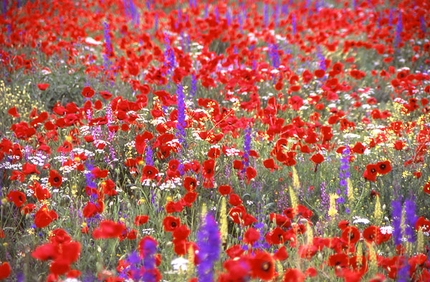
top-left (63, 279), bottom-right (82, 282)
top-left (352, 216), bottom-right (370, 225)
top-left (142, 228), bottom-right (155, 235)
top-left (380, 226), bottom-right (393, 234)
top-left (142, 179), bottom-right (153, 187)
top-left (225, 148), bottom-right (241, 156)
top-left (343, 133), bottom-right (361, 139)
top-left (85, 37), bottom-right (103, 45)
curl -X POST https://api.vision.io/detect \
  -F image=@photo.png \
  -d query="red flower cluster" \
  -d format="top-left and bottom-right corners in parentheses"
top-left (363, 160), bottom-right (392, 182)
top-left (32, 229), bottom-right (81, 279)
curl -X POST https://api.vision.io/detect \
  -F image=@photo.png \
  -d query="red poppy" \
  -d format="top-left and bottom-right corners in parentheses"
top-left (141, 165), bottom-right (158, 180)
top-left (376, 160), bottom-right (392, 175)
top-left (92, 220), bottom-right (126, 239)
top-left (183, 176), bottom-right (197, 191)
top-left (305, 267), bottom-right (317, 278)
top-left (127, 229), bottom-right (137, 240)
top-left (362, 225), bottom-right (380, 243)
top-left (7, 106), bottom-right (19, 118)
top-left (7, 190), bottom-right (26, 207)
top-left (314, 69), bottom-right (325, 78)
top-left (243, 213), bottom-right (257, 226)
top-left (298, 244), bottom-right (318, 259)
top-left (283, 268), bottom-right (305, 282)
top-left (202, 159), bottom-right (215, 178)
top-left (49, 169), bottom-right (63, 187)
top-left (0, 262), bottom-right (11, 280)
top-left (289, 96), bottom-right (304, 111)
top-left (265, 227), bottom-right (285, 245)
top-left (341, 226), bottom-right (360, 245)
top-left (82, 86), bottom-right (95, 98)
top-left (22, 163), bottom-right (41, 175)
top-left (283, 207), bottom-right (295, 219)
top-left (135, 131), bottom-right (153, 154)
top-left (207, 147), bottom-right (221, 158)
top-left (32, 243), bottom-right (57, 261)
top-left (245, 166), bottom-right (257, 183)
top-left (363, 164), bottom-right (378, 182)
top-left (310, 153), bottom-right (324, 164)
top-left (244, 228), bottom-right (260, 245)
top-left (172, 224), bottom-right (190, 241)
top-left (352, 142), bottom-right (366, 154)
top-left (424, 182), bottom-right (430, 195)
top-left (182, 191), bottom-right (198, 206)
top-left (328, 253), bottom-right (349, 268)
top-left (273, 245), bottom-right (288, 261)
top-left (226, 244), bottom-right (245, 258)
top-left (99, 90), bottom-right (112, 100)
top-left (393, 140), bottom-right (405, 150)
top-left (100, 179), bottom-right (116, 196)
top-left (218, 185), bottom-right (232, 196)
top-left (263, 158), bottom-right (278, 171)
top-left (134, 215), bottom-right (149, 226)
top-left (415, 217), bottom-right (430, 232)
top-left (21, 203), bottom-right (36, 215)
top-left (269, 213), bottom-right (291, 228)
top-left (229, 193), bottom-right (242, 206)
top-left (233, 159), bottom-right (244, 170)
top-left (250, 251), bottom-right (276, 281)
top-left (34, 205), bottom-right (58, 228)
top-left (37, 83), bottom-right (50, 91)
top-left (165, 201), bottom-right (183, 213)
top-left (163, 216), bottom-right (180, 232)
top-left (92, 167), bottom-right (109, 178)
top-left (228, 206), bottom-right (246, 224)
top-left (222, 257), bottom-right (251, 281)
top-left (338, 220), bottom-right (350, 230)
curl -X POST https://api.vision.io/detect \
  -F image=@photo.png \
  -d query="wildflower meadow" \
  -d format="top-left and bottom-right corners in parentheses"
top-left (1, 0), bottom-right (430, 281)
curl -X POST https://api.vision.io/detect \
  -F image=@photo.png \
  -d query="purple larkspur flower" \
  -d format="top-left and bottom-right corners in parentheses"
top-left (404, 199), bottom-right (417, 243)
top-left (176, 83), bottom-right (187, 150)
top-left (391, 198), bottom-right (403, 246)
top-left (242, 125), bottom-right (252, 169)
top-left (197, 213), bottom-right (221, 281)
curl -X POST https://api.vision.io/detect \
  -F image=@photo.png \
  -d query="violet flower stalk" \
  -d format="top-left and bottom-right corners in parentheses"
top-left (337, 146), bottom-right (350, 211)
top-left (176, 83), bottom-right (187, 150)
top-left (242, 125), bottom-right (252, 169)
top-left (316, 46), bottom-right (326, 70)
top-left (391, 198), bottom-right (403, 246)
top-left (123, 0), bottom-right (140, 27)
top-left (269, 44), bottom-right (280, 69)
top-left (189, 0), bottom-right (197, 9)
top-left (263, 3), bottom-right (269, 27)
top-left (397, 263), bottom-right (410, 282)
top-left (274, 3), bottom-right (280, 29)
top-left (2, 0), bottom-right (7, 15)
top-left (190, 74), bottom-right (197, 98)
top-left (226, 8), bottom-right (232, 26)
top-left (292, 14), bottom-right (297, 35)
top-left (145, 145), bottom-right (154, 166)
top-left (140, 236), bottom-right (158, 282)
top-left (197, 213), bottom-right (221, 282)
top-left (420, 16), bottom-right (426, 34)
top-left (395, 10), bottom-right (402, 49)
top-left (103, 21), bottom-right (113, 68)
top-left (164, 32), bottom-right (176, 75)
top-left (404, 199), bottom-right (418, 243)
top-left (281, 3), bottom-right (288, 15)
